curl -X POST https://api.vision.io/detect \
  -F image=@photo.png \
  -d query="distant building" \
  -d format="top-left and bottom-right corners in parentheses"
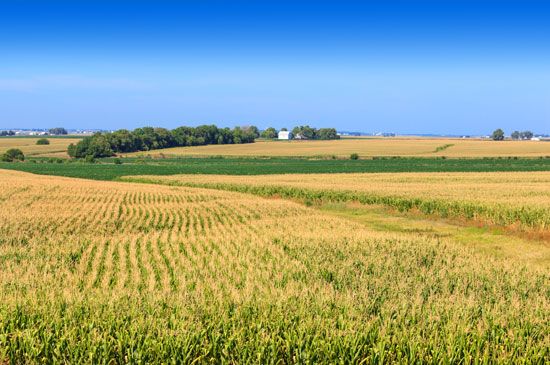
top-left (531, 137), bottom-right (541, 141)
top-left (278, 131), bottom-right (292, 140)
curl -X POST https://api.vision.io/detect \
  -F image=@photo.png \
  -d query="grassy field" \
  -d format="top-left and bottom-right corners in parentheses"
top-left (0, 136), bottom-right (82, 157)
top-left (124, 172), bottom-right (550, 233)
top-left (0, 169), bottom-right (548, 363)
top-left (128, 138), bottom-right (550, 158)
top-left (322, 203), bottom-right (550, 268)
top-left (1, 156), bottom-right (550, 181)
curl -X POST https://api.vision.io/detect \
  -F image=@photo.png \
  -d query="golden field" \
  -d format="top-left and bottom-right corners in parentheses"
top-left (128, 138), bottom-right (550, 158)
top-left (125, 171), bottom-right (550, 231)
top-left (0, 137), bottom-right (81, 156)
top-left (0, 169), bottom-right (548, 362)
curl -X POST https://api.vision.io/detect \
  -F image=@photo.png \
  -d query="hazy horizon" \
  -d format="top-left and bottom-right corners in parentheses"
top-left (1, 126), bottom-right (547, 137)
top-left (1, 0), bottom-right (549, 134)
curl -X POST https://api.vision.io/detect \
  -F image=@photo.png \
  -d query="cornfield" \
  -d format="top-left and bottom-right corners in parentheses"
top-left (0, 169), bottom-right (548, 363)
top-left (124, 172), bottom-right (550, 232)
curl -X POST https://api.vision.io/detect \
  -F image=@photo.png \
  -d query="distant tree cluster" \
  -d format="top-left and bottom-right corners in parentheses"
top-left (68, 125), bottom-right (259, 158)
top-left (0, 130), bottom-right (15, 136)
top-left (316, 128), bottom-right (340, 140)
top-left (48, 127), bottom-right (68, 135)
top-left (292, 125), bottom-right (339, 140)
top-left (260, 126), bottom-right (339, 140)
top-left (491, 129), bottom-right (536, 141)
top-left (511, 130), bottom-right (533, 140)
top-left (36, 138), bottom-right (50, 145)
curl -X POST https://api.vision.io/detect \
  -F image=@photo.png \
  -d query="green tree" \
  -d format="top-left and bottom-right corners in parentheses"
top-left (520, 131), bottom-right (533, 140)
top-left (87, 134), bottom-right (114, 157)
top-left (317, 128), bottom-right (339, 140)
top-left (243, 126), bottom-right (260, 138)
top-left (153, 127), bottom-right (175, 149)
top-left (232, 126), bottom-right (256, 144)
top-left (292, 125), bottom-right (316, 140)
top-left (171, 126), bottom-right (194, 146)
top-left (68, 137), bottom-right (95, 158)
top-left (48, 127), bottom-right (68, 135)
top-left (36, 138), bottom-right (50, 145)
top-left (491, 129), bottom-right (505, 141)
top-left (69, 134), bottom-right (113, 158)
top-left (261, 127), bottom-right (278, 139)
top-left (133, 127), bottom-right (157, 150)
top-left (511, 131), bottom-right (520, 140)
top-left (218, 127), bottom-right (235, 144)
top-left (107, 129), bottom-right (142, 152)
top-left (1, 148), bottom-right (25, 162)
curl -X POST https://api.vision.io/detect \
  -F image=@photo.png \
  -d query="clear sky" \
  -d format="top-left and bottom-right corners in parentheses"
top-left (0, 0), bottom-right (548, 134)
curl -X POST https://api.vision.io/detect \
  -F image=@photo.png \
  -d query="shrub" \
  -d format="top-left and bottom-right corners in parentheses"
top-left (36, 138), bottom-right (50, 145)
top-left (350, 153), bottom-right (359, 160)
top-left (113, 158), bottom-right (123, 165)
top-left (47, 158), bottom-right (63, 163)
top-left (1, 148), bottom-right (25, 162)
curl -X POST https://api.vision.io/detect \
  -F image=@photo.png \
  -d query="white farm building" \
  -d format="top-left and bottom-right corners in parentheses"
top-left (278, 131), bottom-right (292, 140)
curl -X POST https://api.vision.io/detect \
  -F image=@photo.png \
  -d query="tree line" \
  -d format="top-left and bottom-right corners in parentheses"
top-left (0, 128), bottom-right (67, 136)
top-left (511, 131), bottom-right (533, 140)
top-left (68, 125), bottom-right (260, 158)
top-left (260, 125), bottom-right (339, 140)
top-left (491, 129), bottom-right (535, 141)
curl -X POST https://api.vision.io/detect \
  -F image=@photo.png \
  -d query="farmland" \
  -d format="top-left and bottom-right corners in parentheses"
top-left (0, 169), bottom-right (548, 363)
top-left (0, 137), bottom-right (549, 363)
top-left (1, 156), bottom-right (550, 181)
top-left (128, 138), bottom-right (550, 158)
top-left (124, 172), bottom-right (550, 233)
top-left (0, 137), bottom-right (82, 157)
top-left (4, 0), bottom-right (550, 362)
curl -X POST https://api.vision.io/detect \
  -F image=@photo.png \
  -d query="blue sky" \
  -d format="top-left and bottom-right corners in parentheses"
top-left (0, 0), bottom-right (549, 134)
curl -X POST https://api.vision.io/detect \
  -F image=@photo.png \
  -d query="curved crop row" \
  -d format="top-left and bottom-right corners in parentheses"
top-left (124, 175), bottom-right (550, 231)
